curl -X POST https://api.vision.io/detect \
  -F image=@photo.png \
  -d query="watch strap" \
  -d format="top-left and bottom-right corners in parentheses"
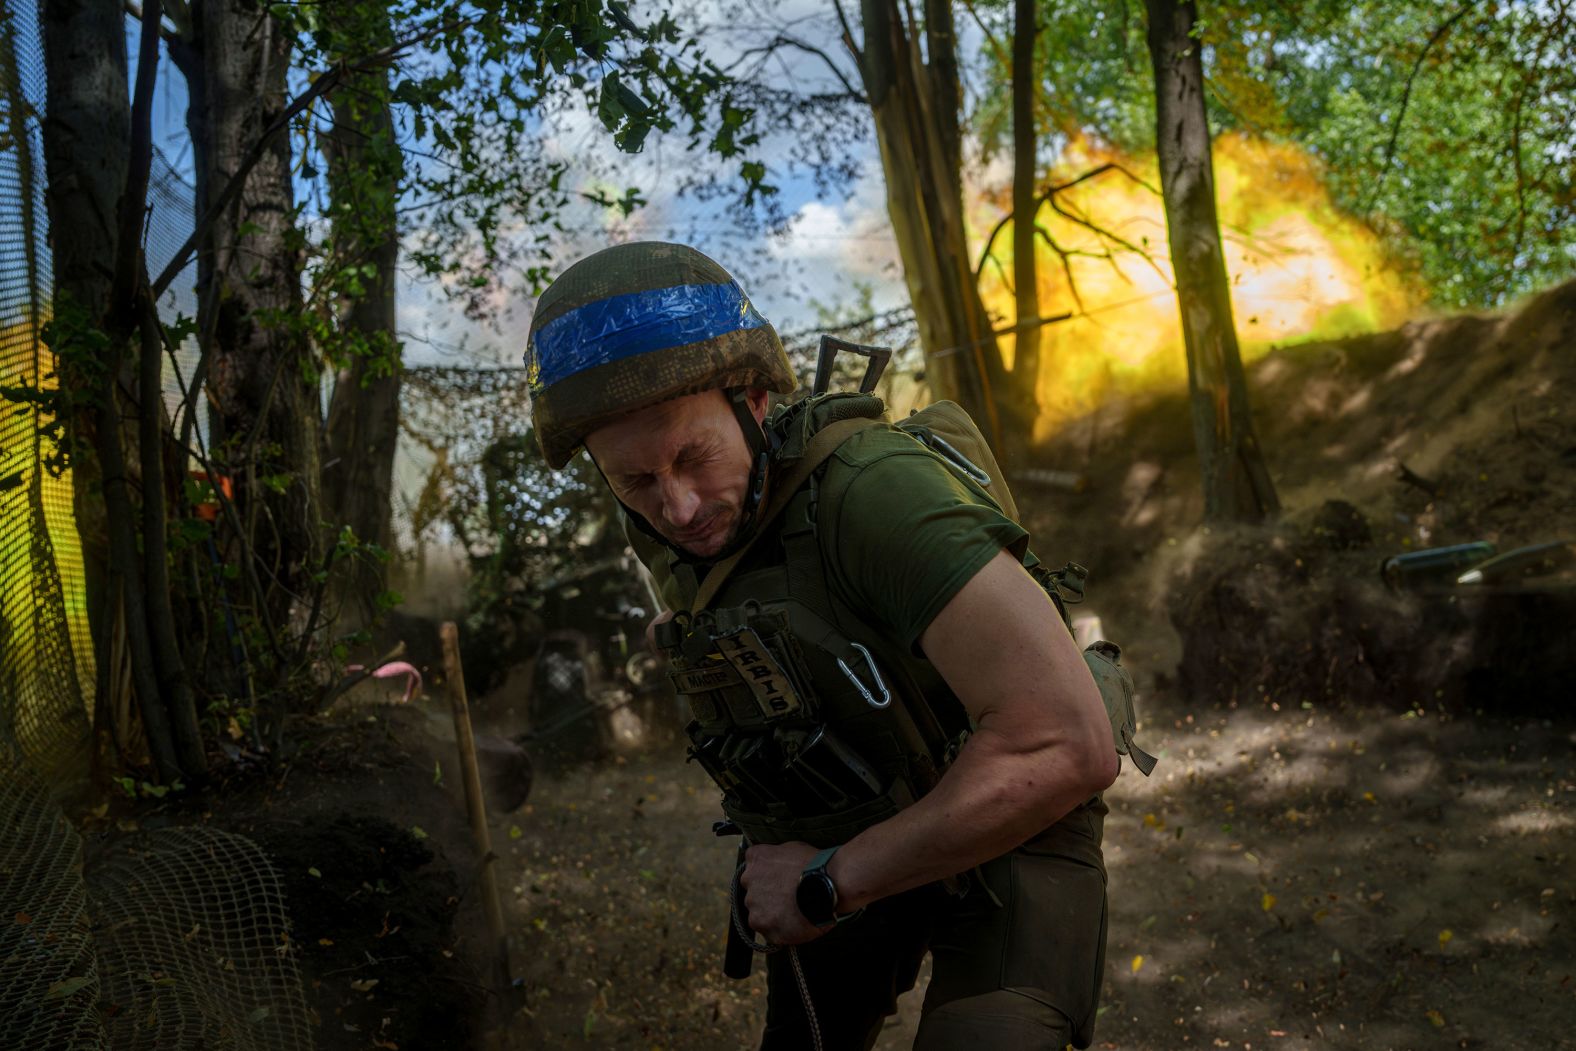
top-left (800, 845), bottom-right (864, 928)
top-left (803, 846), bottom-right (840, 877)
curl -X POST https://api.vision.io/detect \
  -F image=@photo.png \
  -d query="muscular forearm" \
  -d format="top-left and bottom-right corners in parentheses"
top-left (828, 722), bottom-right (1114, 913)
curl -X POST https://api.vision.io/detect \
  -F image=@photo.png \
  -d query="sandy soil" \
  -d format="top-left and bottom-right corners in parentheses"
top-left (497, 687), bottom-right (1575, 1050)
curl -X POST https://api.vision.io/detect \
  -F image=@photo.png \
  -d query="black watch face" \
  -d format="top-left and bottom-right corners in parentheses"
top-left (796, 872), bottom-right (837, 927)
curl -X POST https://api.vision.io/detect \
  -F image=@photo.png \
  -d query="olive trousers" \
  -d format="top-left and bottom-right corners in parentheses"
top-left (755, 799), bottom-right (1109, 1051)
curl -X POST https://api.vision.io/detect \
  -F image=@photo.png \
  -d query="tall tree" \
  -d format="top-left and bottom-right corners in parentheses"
top-left (840, 0), bottom-right (1013, 450)
top-left (39, 0), bottom-right (126, 731)
top-left (42, 0), bottom-right (208, 781)
top-left (198, 0), bottom-right (326, 624)
top-left (1143, 0), bottom-right (1278, 521)
top-left (1010, 0), bottom-right (1041, 418)
top-left (321, 3), bottom-right (404, 625)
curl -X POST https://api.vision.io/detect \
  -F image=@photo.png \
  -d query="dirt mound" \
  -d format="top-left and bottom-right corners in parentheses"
top-left (1165, 506), bottom-right (1576, 713)
top-left (124, 710), bottom-right (496, 1051)
top-left (1026, 279), bottom-right (1576, 709)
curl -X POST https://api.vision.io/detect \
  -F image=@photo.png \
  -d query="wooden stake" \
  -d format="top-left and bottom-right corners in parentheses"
top-left (439, 622), bottom-right (513, 1020)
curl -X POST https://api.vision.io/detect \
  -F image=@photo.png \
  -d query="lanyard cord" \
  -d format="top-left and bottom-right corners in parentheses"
top-left (731, 863), bottom-right (824, 1051)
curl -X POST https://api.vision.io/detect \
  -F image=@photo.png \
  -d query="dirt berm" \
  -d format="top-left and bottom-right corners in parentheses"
top-left (1026, 278), bottom-right (1576, 713)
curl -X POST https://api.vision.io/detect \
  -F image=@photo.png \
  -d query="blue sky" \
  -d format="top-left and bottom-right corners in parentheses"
top-left (125, 4), bottom-right (927, 368)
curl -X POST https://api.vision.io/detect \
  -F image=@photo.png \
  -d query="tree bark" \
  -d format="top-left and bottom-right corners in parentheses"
top-left (40, 0), bottom-right (127, 729)
top-left (851, 0), bottom-right (1014, 453)
top-left (322, 4), bottom-right (404, 626)
top-left (137, 291), bottom-right (208, 777)
top-left (196, 0), bottom-right (325, 627)
top-left (1011, 0), bottom-right (1041, 419)
top-left (1143, 0), bottom-right (1278, 521)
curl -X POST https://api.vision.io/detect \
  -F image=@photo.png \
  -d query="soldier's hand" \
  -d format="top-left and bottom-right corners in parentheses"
top-left (739, 841), bottom-right (827, 947)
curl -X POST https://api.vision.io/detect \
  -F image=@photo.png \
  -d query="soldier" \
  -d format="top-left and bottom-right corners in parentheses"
top-left (525, 242), bottom-right (1124, 1050)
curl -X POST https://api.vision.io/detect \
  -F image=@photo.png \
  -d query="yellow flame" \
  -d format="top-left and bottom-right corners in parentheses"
top-left (975, 134), bottom-right (1419, 441)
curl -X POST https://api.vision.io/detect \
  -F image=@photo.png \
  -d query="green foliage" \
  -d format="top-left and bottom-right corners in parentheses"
top-left (1249, 0), bottom-right (1576, 307)
top-left (971, 0), bottom-right (1576, 308)
top-left (281, 0), bottom-right (776, 320)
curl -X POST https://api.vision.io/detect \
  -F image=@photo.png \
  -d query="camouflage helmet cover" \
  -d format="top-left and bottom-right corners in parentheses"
top-left (525, 241), bottom-right (797, 468)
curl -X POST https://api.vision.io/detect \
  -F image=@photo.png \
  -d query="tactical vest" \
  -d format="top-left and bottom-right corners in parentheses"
top-left (633, 393), bottom-right (1152, 849)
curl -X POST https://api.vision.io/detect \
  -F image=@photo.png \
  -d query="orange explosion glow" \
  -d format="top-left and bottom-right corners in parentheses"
top-left (974, 134), bottom-right (1419, 441)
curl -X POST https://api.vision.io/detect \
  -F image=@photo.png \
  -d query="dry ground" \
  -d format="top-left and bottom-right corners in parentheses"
top-left (498, 689), bottom-right (1575, 1050)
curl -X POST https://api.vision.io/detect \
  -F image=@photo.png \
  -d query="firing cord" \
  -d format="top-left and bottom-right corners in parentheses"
top-left (731, 863), bottom-right (824, 1051)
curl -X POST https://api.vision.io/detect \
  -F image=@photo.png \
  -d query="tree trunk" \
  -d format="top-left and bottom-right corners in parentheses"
top-left (196, 0), bottom-right (325, 627)
top-left (853, 0), bottom-right (1014, 453)
top-left (322, 4), bottom-right (404, 626)
top-left (39, 0), bottom-right (126, 733)
top-left (1143, 0), bottom-right (1278, 521)
top-left (42, 0), bottom-right (196, 779)
top-left (1011, 0), bottom-right (1041, 421)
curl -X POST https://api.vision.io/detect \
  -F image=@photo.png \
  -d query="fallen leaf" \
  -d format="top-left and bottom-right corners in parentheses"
top-left (350, 978), bottom-right (379, 992)
top-left (307, 867), bottom-right (321, 879)
top-left (410, 826), bottom-right (428, 840)
top-left (14, 912), bottom-right (31, 925)
top-left (317, 938), bottom-right (334, 947)
top-left (44, 977), bottom-right (93, 1001)
top-left (508, 825), bottom-right (523, 840)
top-left (1262, 893), bottom-right (1277, 912)
top-left (1438, 929), bottom-right (1453, 947)
top-left (1362, 791), bottom-right (1377, 804)
top-left (1142, 813), bottom-right (1165, 830)
top-left (1425, 1009), bottom-right (1445, 1027)
top-left (248, 1006), bottom-right (271, 1024)
top-left (1130, 954), bottom-right (1144, 974)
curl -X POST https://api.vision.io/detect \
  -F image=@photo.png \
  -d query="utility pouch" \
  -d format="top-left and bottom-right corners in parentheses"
top-left (724, 780), bottom-right (913, 849)
top-left (1083, 641), bottom-right (1157, 776)
top-left (779, 725), bottom-right (885, 811)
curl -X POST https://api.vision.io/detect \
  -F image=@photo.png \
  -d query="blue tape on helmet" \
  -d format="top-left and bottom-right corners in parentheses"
top-left (526, 281), bottom-right (769, 392)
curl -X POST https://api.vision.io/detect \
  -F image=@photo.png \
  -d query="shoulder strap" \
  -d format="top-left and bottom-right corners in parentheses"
top-left (692, 416), bottom-right (880, 611)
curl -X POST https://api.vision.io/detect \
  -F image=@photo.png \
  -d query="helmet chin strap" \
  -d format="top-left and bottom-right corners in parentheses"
top-left (727, 388), bottom-right (772, 546)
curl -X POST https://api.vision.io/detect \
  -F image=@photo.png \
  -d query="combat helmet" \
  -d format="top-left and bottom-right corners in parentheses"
top-left (525, 241), bottom-right (796, 470)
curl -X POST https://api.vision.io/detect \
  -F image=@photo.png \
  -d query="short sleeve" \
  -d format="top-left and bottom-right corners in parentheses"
top-left (822, 438), bottom-right (1033, 652)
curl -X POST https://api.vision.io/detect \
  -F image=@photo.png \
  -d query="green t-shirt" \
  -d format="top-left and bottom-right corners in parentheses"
top-left (816, 426), bottom-right (1036, 653)
top-left (625, 417), bottom-right (1037, 651)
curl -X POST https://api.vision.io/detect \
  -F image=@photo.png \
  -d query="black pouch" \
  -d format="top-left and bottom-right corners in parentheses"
top-left (723, 780), bottom-right (913, 848)
top-left (779, 725), bottom-right (884, 811)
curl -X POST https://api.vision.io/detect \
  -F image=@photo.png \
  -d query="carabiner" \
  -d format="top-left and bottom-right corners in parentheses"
top-left (837, 642), bottom-right (891, 709)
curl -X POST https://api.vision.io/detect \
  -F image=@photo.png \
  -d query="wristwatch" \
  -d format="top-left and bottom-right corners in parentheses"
top-left (796, 846), bottom-right (845, 928)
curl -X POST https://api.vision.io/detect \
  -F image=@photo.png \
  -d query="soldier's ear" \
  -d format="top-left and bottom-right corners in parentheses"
top-left (744, 386), bottom-right (770, 423)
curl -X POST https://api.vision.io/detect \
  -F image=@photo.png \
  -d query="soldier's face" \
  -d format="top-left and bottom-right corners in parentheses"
top-left (586, 388), bottom-right (769, 560)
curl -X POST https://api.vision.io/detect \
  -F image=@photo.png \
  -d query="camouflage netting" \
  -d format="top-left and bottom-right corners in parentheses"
top-left (90, 827), bottom-right (315, 1051)
top-left (0, 748), bottom-right (107, 1051)
top-left (0, 0), bottom-right (92, 781)
top-left (1, 746), bottom-right (315, 1051)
